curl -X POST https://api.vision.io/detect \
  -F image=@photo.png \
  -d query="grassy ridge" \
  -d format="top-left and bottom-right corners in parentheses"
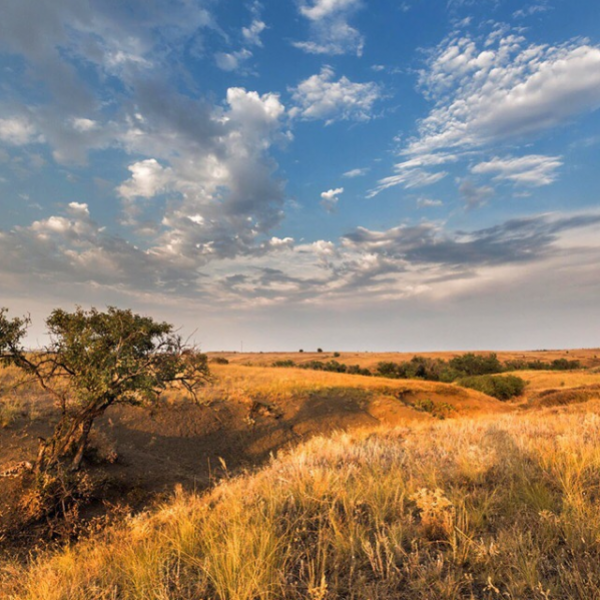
top-left (4, 401), bottom-right (600, 599)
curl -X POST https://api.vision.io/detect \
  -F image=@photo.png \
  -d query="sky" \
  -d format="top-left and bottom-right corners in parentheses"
top-left (0, 0), bottom-right (599, 351)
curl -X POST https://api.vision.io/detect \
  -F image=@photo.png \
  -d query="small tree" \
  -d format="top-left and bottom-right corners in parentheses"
top-left (0, 306), bottom-right (210, 472)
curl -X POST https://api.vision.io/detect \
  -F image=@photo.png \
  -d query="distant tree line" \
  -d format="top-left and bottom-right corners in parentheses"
top-left (272, 359), bottom-right (371, 376)
top-left (374, 353), bottom-right (580, 382)
top-left (272, 352), bottom-right (582, 400)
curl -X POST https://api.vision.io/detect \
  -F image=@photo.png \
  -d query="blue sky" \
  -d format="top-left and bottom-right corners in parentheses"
top-left (1, 0), bottom-right (599, 350)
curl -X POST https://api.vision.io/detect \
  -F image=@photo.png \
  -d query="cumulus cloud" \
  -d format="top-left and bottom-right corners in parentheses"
top-left (293, 0), bottom-right (365, 56)
top-left (320, 187), bottom-right (344, 212)
top-left (121, 86), bottom-right (291, 260)
top-left (471, 154), bottom-right (563, 186)
top-left (289, 66), bottom-right (381, 124)
top-left (118, 159), bottom-right (173, 200)
top-left (409, 32), bottom-right (600, 156)
top-left (0, 0), bottom-right (294, 263)
top-left (0, 116), bottom-right (40, 146)
top-left (215, 48), bottom-right (253, 71)
top-left (373, 29), bottom-right (600, 198)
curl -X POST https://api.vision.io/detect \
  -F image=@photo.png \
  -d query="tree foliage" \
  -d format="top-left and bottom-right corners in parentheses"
top-left (0, 306), bottom-right (210, 472)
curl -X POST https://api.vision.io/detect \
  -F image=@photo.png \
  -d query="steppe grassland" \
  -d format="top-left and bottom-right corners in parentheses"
top-left (197, 363), bottom-right (506, 413)
top-left (4, 400), bottom-right (600, 599)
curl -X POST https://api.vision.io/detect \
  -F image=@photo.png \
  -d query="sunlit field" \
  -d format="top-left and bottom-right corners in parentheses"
top-left (1, 351), bottom-right (600, 599)
top-left (4, 400), bottom-right (600, 599)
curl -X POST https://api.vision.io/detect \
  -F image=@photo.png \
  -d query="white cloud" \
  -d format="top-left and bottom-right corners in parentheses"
top-left (369, 152), bottom-right (458, 196)
top-left (290, 66), bottom-right (380, 124)
top-left (417, 197), bottom-right (443, 208)
top-left (368, 170), bottom-right (448, 198)
top-left (0, 116), bottom-right (39, 145)
top-left (215, 48), bottom-right (252, 71)
top-left (294, 0), bottom-right (364, 56)
top-left (409, 33), bottom-right (600, 156)
top-left (242, 19), bottom-right (266, 46)
top-left (471, 154), bottom-right (562, 186)
top-left (373, 30), bottom-right (600, 199)
top-left (124, 87), bottom-right (290, 259)
top-left (343, 167), bottom-right (369, 178)
top-left (320, 187), bottom-right (344, 212)
top-left (70, 118), bottom-right (99, 132)
top-left (299, 0), bottom-right (361, 20)
top-left (117, 159), bottom-right (173, 200)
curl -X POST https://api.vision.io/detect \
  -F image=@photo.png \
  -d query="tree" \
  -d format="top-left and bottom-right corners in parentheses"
top-left (0, 306), bottom-right (210, 473)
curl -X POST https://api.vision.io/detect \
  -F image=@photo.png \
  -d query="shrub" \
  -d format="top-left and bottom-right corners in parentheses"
top-left (317, 348), bottom-right (323, 353)
top-left (550, 358), bottom-right (581, 370)
top-left (449, 353), bottom-right (503, 377)
top-left (272, 360), bottom-right (295, 368)
top-left (504, 358), bottom-right (581, 371)
top-left (457, 374), bottom-right (526, 400)
top-left (211, 357), bottom-right (230, 365)
top-left (375, 361), bottom-right (402, 379)
top-left (346, 365), bottom-right (371, 376)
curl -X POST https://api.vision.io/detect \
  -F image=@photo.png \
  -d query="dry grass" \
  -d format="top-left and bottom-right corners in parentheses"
top-left (0, 365), bottom-right (46, 427)
top-left (513, 369), bottom-right (600, 392)
top-left (197, 364), bottom-right (507, 416)
top-left (4, 400), bottom-right (600, 599)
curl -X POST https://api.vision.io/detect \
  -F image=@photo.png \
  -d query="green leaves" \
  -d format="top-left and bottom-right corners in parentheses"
top-left (0, 308), bottom-right (30, 361)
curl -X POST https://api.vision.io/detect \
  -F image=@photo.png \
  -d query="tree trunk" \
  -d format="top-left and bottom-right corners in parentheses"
top-left (71, 417), bottom-right (93, 471)
top-left (35, 412), bottom-right (96, 473)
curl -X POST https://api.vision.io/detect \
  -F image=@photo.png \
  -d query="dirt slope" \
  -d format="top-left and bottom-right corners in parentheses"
top-left (0, 365), bottom-right (508, 521)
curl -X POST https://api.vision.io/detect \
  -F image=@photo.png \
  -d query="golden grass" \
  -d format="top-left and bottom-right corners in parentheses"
top-left (198, 364), bottom-right (508, 416)
top-left (0, 364), bottom-right (47, 427)
top-left (5, 401), bottom-right (600, 599)
top-left (514, 369), bottom-right (600, 392)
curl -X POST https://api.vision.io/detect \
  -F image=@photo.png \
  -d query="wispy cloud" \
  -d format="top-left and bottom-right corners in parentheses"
top-left (293, 0), bottom-right (365, 56)
top-left (343, 167), bottom-right (370, 178)
top-left (472, 154), bottom-right (563, 186)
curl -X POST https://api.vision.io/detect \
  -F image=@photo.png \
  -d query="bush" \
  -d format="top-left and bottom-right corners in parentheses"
top-left (457, 374), bottom-right (527, 401)
top-left (376, 357), bottom-right (457, 382)
top-left (272, 360), bottom-right (295, 368)
top-left (211, 357), bottom-right (229, 365)
top-left (449, 353), bottom-right (503, 377)
top-left (504, 358), bottom-right (581, 371)
top-left (375, 361), bottom-right (402, 379)
top-left (550, 358), bottom-right (581, 370)
top-left (346, 365), bottom-right (371, 376)
top-left (317, 348), bottom-right (323, 353)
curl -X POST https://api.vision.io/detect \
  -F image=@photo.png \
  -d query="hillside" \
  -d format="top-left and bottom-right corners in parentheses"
top-left (0, 363), bottom-right (509, 544)
top-left (3, 400), bottom-right (600, 599)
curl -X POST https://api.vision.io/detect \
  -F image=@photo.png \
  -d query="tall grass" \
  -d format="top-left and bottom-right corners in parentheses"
top-left (4, 402), bottom-right (600, 598)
